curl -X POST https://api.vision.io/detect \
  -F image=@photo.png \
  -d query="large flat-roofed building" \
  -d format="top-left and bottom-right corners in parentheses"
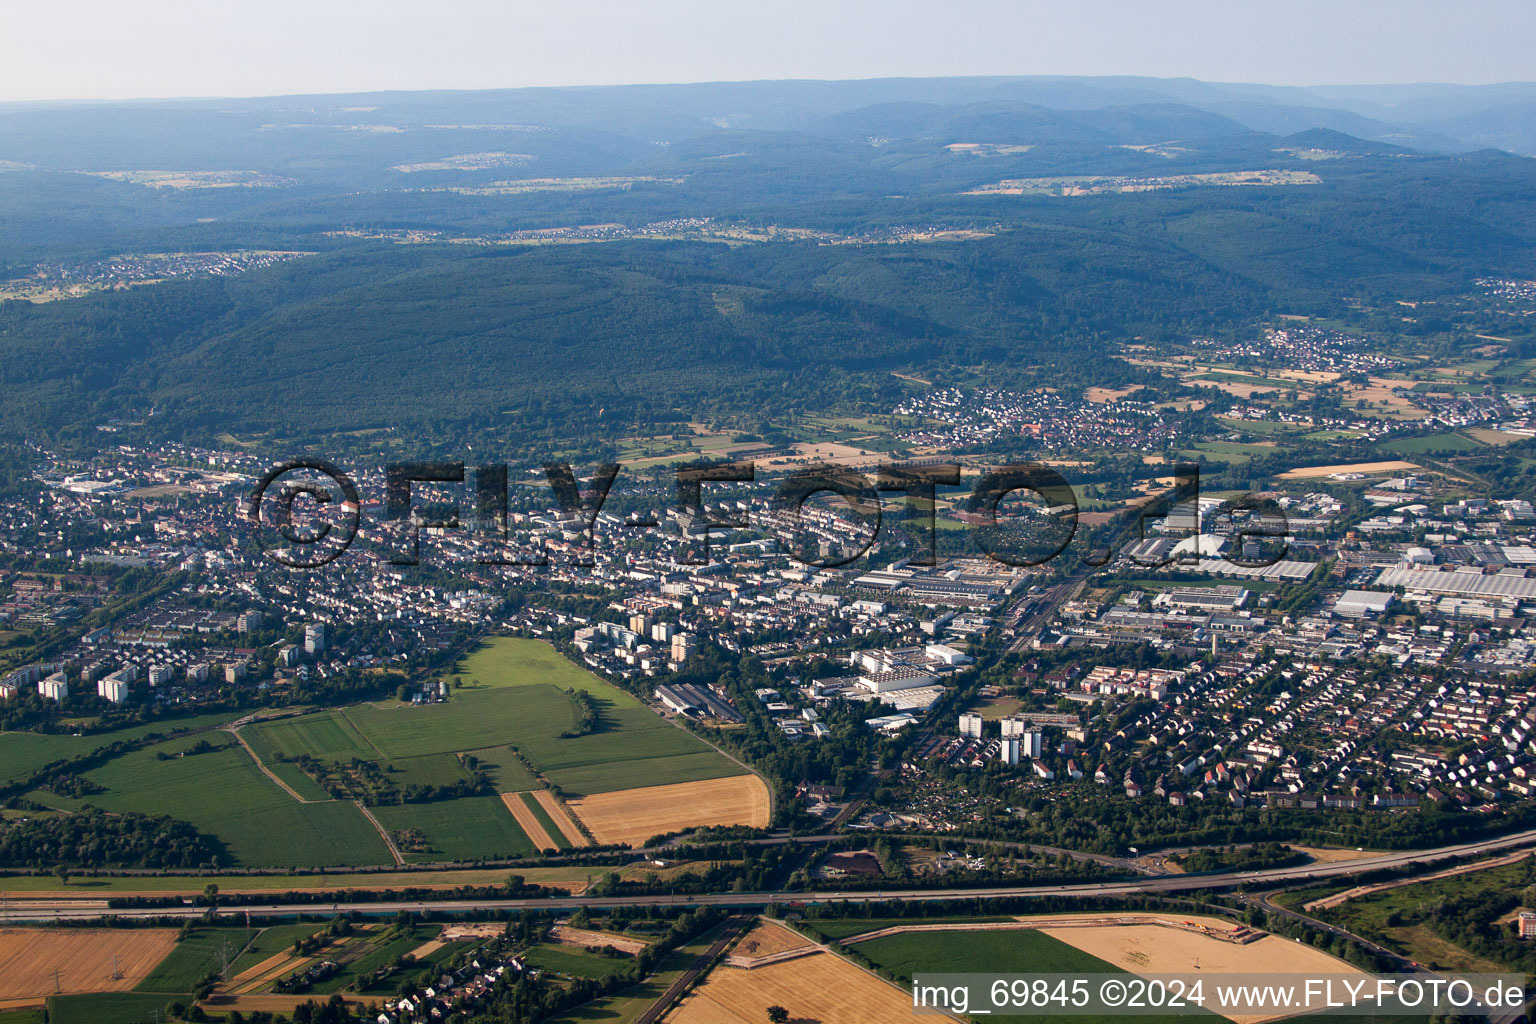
top-left (958, 712), bottom-right (984, 738)
top-left (1375, 565), bottom-right (1536, 601)
top-left (1154, 585), bottom-right (1249, 613)
top-left (1333, 589), bottom-right (1396, 619)
top-left (859, 666), bottom-right (939, 692)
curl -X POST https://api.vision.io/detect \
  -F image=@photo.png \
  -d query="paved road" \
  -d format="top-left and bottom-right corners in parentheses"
top-left (635, 915), bottom-right (749, 1024)
top-left (10, 827), bottom-right (1536, 923)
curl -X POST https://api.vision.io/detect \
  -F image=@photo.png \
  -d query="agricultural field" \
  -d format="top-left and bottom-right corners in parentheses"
top-left (532, 789), bottom-right (589, 847)
top-left (853, 925), bottom-right (1222, 1024)
top-left (566, 776), bottom-right (771, 847)
top-left (136, 926), bottom-right (259, 992)
top-left (0, 928), bottom-right (177, 1001)
top-left (370, 794), bottom-right (535, 862)
top-left (12, 639), bottom-right (758, 870)
top-left (249, 637), bottom-right (744, 798)
top-left (0, 710), bottom-right (238, 787)
top-left (46, 992), bottom-right (183, 1024)
top-left (548, 931), bottom-right (722, 1024)
top-left (803, 914), bottom-right (1016, 940)
top-left (524, 944), bottom-right (636, 981)
top-left (48, 731), bottom-right (393, 868)
top-left (1382, 432), bottom-right (1483, 455)
top-left (665, 947), bottom-right (913, 1024)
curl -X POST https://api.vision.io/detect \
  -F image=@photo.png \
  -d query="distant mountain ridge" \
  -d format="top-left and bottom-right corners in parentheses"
top-left (3, 75), bottom-right (1531, 156)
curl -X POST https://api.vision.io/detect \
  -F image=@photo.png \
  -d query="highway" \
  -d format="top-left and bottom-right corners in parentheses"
top-left (7, 826), bottom-right (1535, 924)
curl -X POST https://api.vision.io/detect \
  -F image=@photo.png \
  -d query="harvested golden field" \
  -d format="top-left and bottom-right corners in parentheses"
top-left (1278, 460), bottom-right (1420, 479)
top-left (225, 949), bottom-right (296, 992)
top-left (567, 775), bottom-right (770, 847)
top-left (0, 928), bottom-right (177, 998)
top-left (733, 921), bottom-right (813, 959)
top-left (666, 950), bottom-right (920, 1024)
top-left (1467, 427), bottom-right (1524, 445)
top-left (1041, 922), bottom-right (1366, 1024)
top-left (501, 791), bottom-right (559, 850)
top-left (532, 789), bottom-right (590, 847)
top-left (203, 994), bottom-right (368, 1015)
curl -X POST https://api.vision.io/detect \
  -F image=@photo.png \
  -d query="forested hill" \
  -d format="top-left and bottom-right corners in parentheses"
top-left (1, 80), bottom-right (1534, 451)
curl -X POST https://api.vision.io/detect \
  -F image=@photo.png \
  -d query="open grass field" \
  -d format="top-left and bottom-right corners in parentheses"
top-left (249, 638), bottom-right (742, 800)
top-left (72, 732), bottom-right (393, 868)
top-left (549, 931), bottom-right (720, 1024)
top-left (15, 638), bottom-right (752, 870)
top-left (243, 710), bottom-right (377, 762)
top-left (0, 711), bottom-right (238, 786)
top-left (370, 794), bottom-right (534, 862)
top-left (857, 926), bottom-right (1113, 978)
top-left (566, 775), bottom-right (770, 847)
top-left (1312, 855), bottom-right (1531, 973)
top-left (1382, 432), bottom-right (1482, 455)
top-left (136, 926), bottom-right (259, 992)
top-left (0, 928), bottom-right (178, 1000)
top-left (524, 944), bottom-right (636, 981)
top-left (665, 949), bottom-right (916, 1024)
top-left (229, 924), bottom-right (327, 977)
top-left (47, 992), bottom-right (185, 1024)
top-left (465, 745), bottom-right (540, 790)
top-left (307, 924), bottom-right (444, 995)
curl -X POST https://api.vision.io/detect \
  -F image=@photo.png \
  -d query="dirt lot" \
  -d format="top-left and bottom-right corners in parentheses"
top-left (501, 791), bottom-right (559, 850)
top-left (566, 775), bottom-right (771, 847)
top-left (532, 789), bottom-right (590, 847)
top-left (1278, 460), bottom-right (1420, 479)
top-left (550, 925), bottom-right (649, 955)
top-left (442, 923), bottom-right (505, 941)
top-left (666, 949), bottom-right (926, 1024)
top-left (0, 928), bottom-right (177, 998)
top-left (760, 442), bottom-right (884, 469)
top-left (1290, 845), bottom-right (1380, 864)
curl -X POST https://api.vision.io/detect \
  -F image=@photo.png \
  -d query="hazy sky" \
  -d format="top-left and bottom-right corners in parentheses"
top-left (2, 0), bottom-right (1533, 102)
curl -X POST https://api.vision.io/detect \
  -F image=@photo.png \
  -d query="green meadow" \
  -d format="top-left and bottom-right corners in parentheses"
top-left (14, 639), bottom-right (745, 868)
top-left (30, 731), bottom-right (393, 868)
